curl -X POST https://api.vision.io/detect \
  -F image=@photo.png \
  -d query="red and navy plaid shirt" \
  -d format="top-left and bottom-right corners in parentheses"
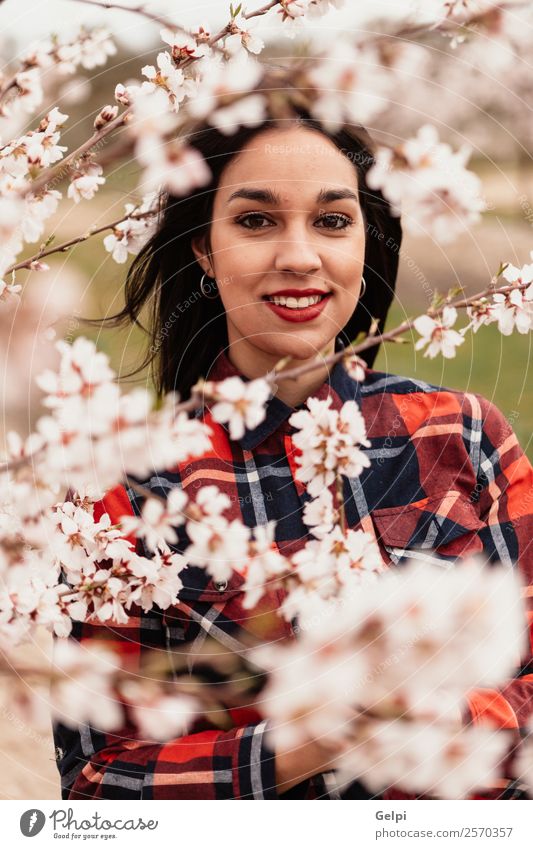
top-left (53, 346), bottom-right (533, 800)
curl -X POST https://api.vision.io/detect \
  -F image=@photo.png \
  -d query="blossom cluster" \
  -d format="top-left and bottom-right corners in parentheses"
top-left (256, 556), bottom-right (526, 798)
top-left (103, 192), bottom-right (159, 263)
top-left (366, 124), bottom-right (486, 243)
top-left (0, 0), bottom-right (523, 298)
top-left (0, 337), bottom-right (215, 645)
top-left (0, 28), bottom-right (116, 119)
top-left (413, 256), bottom-right (533, 359)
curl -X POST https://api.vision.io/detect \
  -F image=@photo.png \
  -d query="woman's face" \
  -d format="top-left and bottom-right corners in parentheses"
top-left (191, 125), bottom-right (366, 371)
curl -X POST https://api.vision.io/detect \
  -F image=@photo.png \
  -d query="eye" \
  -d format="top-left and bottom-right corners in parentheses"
top-left (316, 213), bottom-right (354, 230)
top-left (235, 212), bottom-right (274, 229)
top-left (234, 211), bottom-right (355, 231)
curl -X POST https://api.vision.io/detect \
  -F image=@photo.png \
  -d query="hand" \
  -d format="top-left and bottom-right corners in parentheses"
top-left (274, 733), bottom-right (348, 794)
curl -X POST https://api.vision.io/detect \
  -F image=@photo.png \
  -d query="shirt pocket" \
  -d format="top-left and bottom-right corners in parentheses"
top-left (370, 489), bottom-right (485, 563)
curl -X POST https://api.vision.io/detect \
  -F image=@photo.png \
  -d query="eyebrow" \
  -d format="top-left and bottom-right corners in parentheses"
top-left (226, 187), bottom-right (359, 205)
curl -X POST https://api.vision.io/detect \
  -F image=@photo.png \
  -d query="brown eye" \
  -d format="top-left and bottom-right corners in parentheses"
top-left (316, 213), bottom-right (354, 230)
top-left (235, 212), bottom-right (273, 229)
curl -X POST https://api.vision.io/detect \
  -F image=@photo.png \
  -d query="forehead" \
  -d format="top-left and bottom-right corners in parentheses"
top-left (216, 127), bottom-right (359, 200)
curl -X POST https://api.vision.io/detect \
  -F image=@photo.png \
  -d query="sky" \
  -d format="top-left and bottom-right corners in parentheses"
top-left (0, 0), bottom-right (335, 49)
top-left (0, 0), bottom-right (425, 55)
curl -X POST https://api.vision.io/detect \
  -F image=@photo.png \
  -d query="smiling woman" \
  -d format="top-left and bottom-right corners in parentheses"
top-left (91, 110), bottom-right (401, 404)
top-left (189, 125), bottom-right (369, 405)
top-left (53, 109), bottom-right (533, 801)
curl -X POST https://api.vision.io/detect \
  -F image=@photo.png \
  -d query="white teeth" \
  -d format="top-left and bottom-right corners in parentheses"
top-left (269, 294), bottom-right (324, 308)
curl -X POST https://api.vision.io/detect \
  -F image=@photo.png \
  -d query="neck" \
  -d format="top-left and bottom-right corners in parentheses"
top-left (226, 338), bottom-right (335, 408)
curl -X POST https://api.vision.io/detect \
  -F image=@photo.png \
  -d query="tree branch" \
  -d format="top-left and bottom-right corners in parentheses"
top-left (5, 209), bottom-right (156, 274)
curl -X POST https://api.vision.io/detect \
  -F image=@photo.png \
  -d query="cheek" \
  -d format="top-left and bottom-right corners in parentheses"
top-left (332, 251), bottom-right (365, 290)
top-left (212, 224), bottom-right (267, 271)
top-left (328, 222), bottom-right (365, 269)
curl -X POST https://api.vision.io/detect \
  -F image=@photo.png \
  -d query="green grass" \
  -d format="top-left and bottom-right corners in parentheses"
top-left (374, 302), bottom-right (533, 460)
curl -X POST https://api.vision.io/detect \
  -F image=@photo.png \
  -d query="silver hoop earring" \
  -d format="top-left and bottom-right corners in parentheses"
top-left (200, 271), bottom-right (217, 298)
top-left (360, 275), bottom-right (367, 298)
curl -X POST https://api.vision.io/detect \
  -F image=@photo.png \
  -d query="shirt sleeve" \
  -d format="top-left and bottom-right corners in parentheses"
top-left (462, 395), bottom-right (533, 732)
top-left (52, 484), bottom-right (279, 800)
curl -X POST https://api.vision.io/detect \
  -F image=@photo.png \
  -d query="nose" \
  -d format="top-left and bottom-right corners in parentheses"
top-left (273, 222), bottom-right (322, 277)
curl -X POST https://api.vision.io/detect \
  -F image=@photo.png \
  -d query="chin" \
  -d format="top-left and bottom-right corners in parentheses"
top-left (260, 337), bottom-right (332, 362)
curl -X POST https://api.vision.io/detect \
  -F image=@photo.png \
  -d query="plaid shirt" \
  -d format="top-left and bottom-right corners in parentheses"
top-left (53, 346), bottom-right (533, 800)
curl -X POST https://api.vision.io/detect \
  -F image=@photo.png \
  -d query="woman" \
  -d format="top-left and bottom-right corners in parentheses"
top-left (52, 112), bottom-right (533, 800)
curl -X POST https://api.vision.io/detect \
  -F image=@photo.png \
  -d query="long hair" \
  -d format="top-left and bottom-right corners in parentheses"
top-left (90, 110), bottom-right (402, 400)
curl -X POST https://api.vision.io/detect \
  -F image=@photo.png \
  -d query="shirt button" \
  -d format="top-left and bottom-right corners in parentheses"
top-left (214, 580), bottom-right (228, 592)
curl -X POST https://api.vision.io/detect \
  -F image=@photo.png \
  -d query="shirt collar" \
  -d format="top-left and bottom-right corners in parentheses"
top-left (204, 344), bottom-right (362, 450)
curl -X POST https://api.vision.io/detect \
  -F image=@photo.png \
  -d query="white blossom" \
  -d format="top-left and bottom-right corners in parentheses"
top-left (224, 14), bottom-right (265, 57)
top-left (289, 396), bottom-right (370, 497)
top-left (241, 521), bottom-right (289, 609)
top-left (119, 488), bottom-right (188, 553)
top-left (344, 353), bottom-right (367, 382)
top-left (1, 112), bottom-right (68, 176)
top-left (308, 40), bottom-right (390, 131)
top-left (187, 52), bottom-right (264, 130)
top-left (195, 485), bottom-right (231, 519)
top-left (413, 305), bottom-right (465, 358)
top-left (185, 514), bottom-right (251, 583)
top-left (126, 543), bottom-right (186, 612)
top-left (141, 52), bottom-right (196, 112)
top-left (462, 297), bottom-right (496, 334)
top-left (103, 193), bottom-right (158, 263)
top-left (302, 488), bottom-right (337, 539)
top-left (276, 0), bottom-right (313, 37)
top-left (502, 259), bottom-right (533, 292)
top-left (515, 732), bottom-right (533, 796)
top-left (30, 338), bottom-right (213, 494)
top-left (255, 637), bottom-right (367, 749)
top-left (36, 336), bottom-right (115, 398)
top-left (367, 125), bottom-right (486, 242)
top-left (72, 27), bottom-right (116, 71)
top-left (67, 163), bottom-right (105, 203)
top-left (160, 27), bottom-right (212, 63)
top-left (4, 68), bottom-right (43, 116)
top-left (119, 679), bottom-right (198, 741)
top-left (209, 94), bottom-right (267, 136)
top-left (490, 288), bottom-right (533, 335)
top-left (0, 278), bottom-right (22, 308)
top-left (291, 525), bottom-right (383, 596)
top-left (336, 719), bottom-right (510, 800)
top-left (22, 190), bottom-right (62, 243)
top-left (50, 638), bottom-right (123, 731)
top-left (137, 139), bottom-right (211, 197)
top-left (128, 86), bottom-right (178, 140)
top-left (206, 375), bottom-right (272, 441)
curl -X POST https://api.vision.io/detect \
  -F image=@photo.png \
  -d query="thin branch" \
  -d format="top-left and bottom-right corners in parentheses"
top-left (24, 0), bottom-right (287, 193)
top-left (70, 0), bottom-right (187, 30)
top-left (25, 106), bottom-right (131, 196)
top-left (5, 209), bottom-right (156, 274)
top-left (0, 276), bottom-right (529, 479)
top-left (275, 277), bottom-right (531, 384)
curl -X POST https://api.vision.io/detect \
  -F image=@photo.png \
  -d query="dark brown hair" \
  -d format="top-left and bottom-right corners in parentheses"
top-left (91, 110), bottom-right (402, 400)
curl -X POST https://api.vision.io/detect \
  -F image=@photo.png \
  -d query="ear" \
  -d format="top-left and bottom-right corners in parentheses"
top-left (191, 234), bottom-right (212, 276)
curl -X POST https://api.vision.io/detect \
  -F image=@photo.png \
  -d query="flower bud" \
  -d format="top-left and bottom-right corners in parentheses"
top-left (94, 104), bottom-right (119, 130)
top-left (114, 83), bottom-right (131, 106)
